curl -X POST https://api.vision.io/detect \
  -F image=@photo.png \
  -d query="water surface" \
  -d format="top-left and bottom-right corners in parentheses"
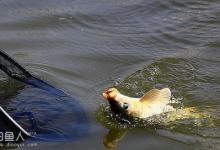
top-left (0, 0), bottom-right (220, 149)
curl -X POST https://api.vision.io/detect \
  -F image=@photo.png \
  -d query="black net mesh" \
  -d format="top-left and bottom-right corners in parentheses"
top-left (0, 50), bottom-right (32, 82)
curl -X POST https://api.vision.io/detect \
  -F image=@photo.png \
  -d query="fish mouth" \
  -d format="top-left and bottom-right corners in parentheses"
top-left (102, 92), bottom-right (108, 99)
top-left (102, 92), bottom-right (121, 112)
top-left (102, 89), bottom-right (123, 113)
top-left (103, 92), bottom-right (112, 101)
top-left (102, 90), bottom-right (114, 101)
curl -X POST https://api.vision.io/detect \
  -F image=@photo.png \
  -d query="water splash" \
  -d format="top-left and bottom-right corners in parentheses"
top-left (97, 57), bottom-right (220, 149)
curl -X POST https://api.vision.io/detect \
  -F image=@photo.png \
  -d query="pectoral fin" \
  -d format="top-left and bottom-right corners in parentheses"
top-left (140, 88), bottom-right (171, 104)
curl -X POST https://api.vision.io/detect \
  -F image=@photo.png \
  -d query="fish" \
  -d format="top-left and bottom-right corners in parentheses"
top-left (103, 87), bottom-right (175, 118)
top-left (101, 88), bottom-right (214, 148)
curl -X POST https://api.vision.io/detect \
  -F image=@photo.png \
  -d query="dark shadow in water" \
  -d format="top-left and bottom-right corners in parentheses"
top-left (0, 50), bottom-right (89, 142)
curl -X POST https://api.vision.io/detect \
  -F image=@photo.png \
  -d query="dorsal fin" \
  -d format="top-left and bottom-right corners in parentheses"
top-left (140, 89), bottom-right (161, 102)
top-left (140, 88), bottom-right (171, 104)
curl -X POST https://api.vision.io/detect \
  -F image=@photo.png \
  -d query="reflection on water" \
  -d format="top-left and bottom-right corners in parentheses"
top-left (103, 129), bottom-right (127, 149)
top-left (0, 0), bottom-right (220, 149)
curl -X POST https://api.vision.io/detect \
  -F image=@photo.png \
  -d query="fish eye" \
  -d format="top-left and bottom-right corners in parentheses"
top-left (122, 103), bottom-right (128, 109)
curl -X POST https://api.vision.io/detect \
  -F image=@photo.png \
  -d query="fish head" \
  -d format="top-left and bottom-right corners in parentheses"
top-left (103, 88), bottom-right (119, 100)
top-left (103, 88), bottom-right (141, 117)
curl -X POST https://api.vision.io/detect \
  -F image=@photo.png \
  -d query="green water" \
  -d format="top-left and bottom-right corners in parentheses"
top-left (96, 57), bottom-right (220, 149)
top-left (0, 0), bottom-right (220, 149)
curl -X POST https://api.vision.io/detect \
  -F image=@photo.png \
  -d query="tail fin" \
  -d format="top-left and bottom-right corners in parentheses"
top-left (183, 107), bottom-right (197, 113)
